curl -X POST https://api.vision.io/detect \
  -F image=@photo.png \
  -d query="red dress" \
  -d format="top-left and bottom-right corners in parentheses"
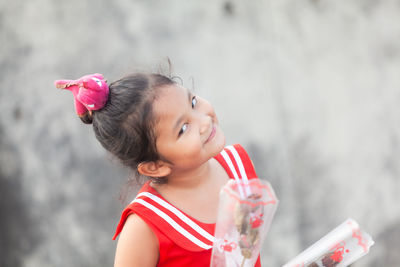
top-left (113, 144), bottom-right (262, 267)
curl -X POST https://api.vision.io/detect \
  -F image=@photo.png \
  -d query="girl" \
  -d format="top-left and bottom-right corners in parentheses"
top-left (55, 72), bottom-right (261, 267)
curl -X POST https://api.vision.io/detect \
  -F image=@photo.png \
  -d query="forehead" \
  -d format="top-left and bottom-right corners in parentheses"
top-left (152, 84), bottom-right (188, 128)
top-left (153, 84), bottom-right (188, 114)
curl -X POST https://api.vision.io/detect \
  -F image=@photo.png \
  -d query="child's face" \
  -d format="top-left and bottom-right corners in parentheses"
top-left (153, 84), bottom-right (225, 172)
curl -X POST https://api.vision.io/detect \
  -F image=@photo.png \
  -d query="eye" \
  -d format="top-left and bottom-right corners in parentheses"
top-left (179, 123), bottom-right (188, 136)
top-left (191, 96), bottom-right (197, 108)
top-left (91, 77), bottom-right (102, 87)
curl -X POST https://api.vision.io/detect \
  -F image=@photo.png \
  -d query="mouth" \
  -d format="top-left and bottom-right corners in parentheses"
top-left (205, 125), bottom-right (216, 143)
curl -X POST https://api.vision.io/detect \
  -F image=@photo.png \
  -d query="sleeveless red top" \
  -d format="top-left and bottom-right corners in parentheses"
top-left (113, 144), bottom-right (262, 267)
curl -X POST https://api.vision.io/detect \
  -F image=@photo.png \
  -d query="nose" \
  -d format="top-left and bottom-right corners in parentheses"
top-left (199, 113), bottom-right (211, 135)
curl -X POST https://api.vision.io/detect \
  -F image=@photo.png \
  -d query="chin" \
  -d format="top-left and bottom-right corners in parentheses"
top-left (212, 129), bottom-right (226, 156)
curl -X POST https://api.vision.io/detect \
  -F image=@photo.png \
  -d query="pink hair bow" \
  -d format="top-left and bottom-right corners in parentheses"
top-left (54, 73), bottom-right (109, 117)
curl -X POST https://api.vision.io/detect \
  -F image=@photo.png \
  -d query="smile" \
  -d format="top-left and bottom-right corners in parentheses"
top-left (205, 125), bottom-right (216, 143)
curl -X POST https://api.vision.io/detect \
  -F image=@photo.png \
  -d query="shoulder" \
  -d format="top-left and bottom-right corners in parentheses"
top-left (114, 214), bottom-right (159, 267)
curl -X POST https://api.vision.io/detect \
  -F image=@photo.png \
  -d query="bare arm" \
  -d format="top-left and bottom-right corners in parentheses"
top-left (114, 214), bottom-right (159, 267)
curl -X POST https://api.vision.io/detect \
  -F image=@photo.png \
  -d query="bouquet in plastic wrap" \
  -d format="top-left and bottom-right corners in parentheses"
top-left (283, 218), bottom-right (374, 267)
top-left (210, 179), bottom-right (278, 267)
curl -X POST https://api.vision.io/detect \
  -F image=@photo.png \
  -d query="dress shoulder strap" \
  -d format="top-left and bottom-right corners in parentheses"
top-left (214, 144), bottom-right (258, 181)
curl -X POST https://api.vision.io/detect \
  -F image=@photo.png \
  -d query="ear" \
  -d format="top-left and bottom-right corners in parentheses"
top-left (137, 160), bottom-right (172, 178)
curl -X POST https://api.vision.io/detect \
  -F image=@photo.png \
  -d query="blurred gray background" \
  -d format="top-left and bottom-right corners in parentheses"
top-left (1, 0), bottom-right (399, 266)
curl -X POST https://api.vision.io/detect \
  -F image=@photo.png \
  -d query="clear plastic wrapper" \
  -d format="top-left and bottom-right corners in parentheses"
top-left (210, 179), bottom-right (278, 267)
top-left (283, 218), bottom-right (374, 267)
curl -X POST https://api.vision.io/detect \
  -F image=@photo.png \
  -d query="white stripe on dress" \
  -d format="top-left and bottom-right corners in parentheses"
top-left (134, 192), bottom-right (215, 242)
top-left (226, 145), bottom-right (252, 196)
top-left (220, 149), bottom-right (246, 199)
top-left (134, 198), bottom-right (213, 250)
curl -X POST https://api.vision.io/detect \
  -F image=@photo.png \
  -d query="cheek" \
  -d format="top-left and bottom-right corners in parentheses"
top-left (171, 139), bottom-right (204, 162)
top-left (155, 135), bottom-right (174, 160)
top-left (180, 138), bottom-right (203, 157)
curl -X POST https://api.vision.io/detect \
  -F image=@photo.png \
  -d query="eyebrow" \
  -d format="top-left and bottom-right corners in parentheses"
top-left (173, 89), bottom-right (192, 133)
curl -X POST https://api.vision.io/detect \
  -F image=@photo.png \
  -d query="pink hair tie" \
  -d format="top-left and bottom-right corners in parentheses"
top-left (54, 73), bottom-right (109, 117)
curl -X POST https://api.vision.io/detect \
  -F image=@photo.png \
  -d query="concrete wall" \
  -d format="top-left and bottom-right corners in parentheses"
top-left (1, 0), bottom-right (399, 266)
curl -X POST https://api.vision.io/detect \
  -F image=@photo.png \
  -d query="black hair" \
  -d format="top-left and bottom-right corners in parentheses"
top-left (82, 73), bottom-right (176, 182)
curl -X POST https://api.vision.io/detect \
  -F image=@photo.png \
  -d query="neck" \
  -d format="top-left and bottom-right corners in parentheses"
top-left (157, 160), bottom-right (213, 191)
